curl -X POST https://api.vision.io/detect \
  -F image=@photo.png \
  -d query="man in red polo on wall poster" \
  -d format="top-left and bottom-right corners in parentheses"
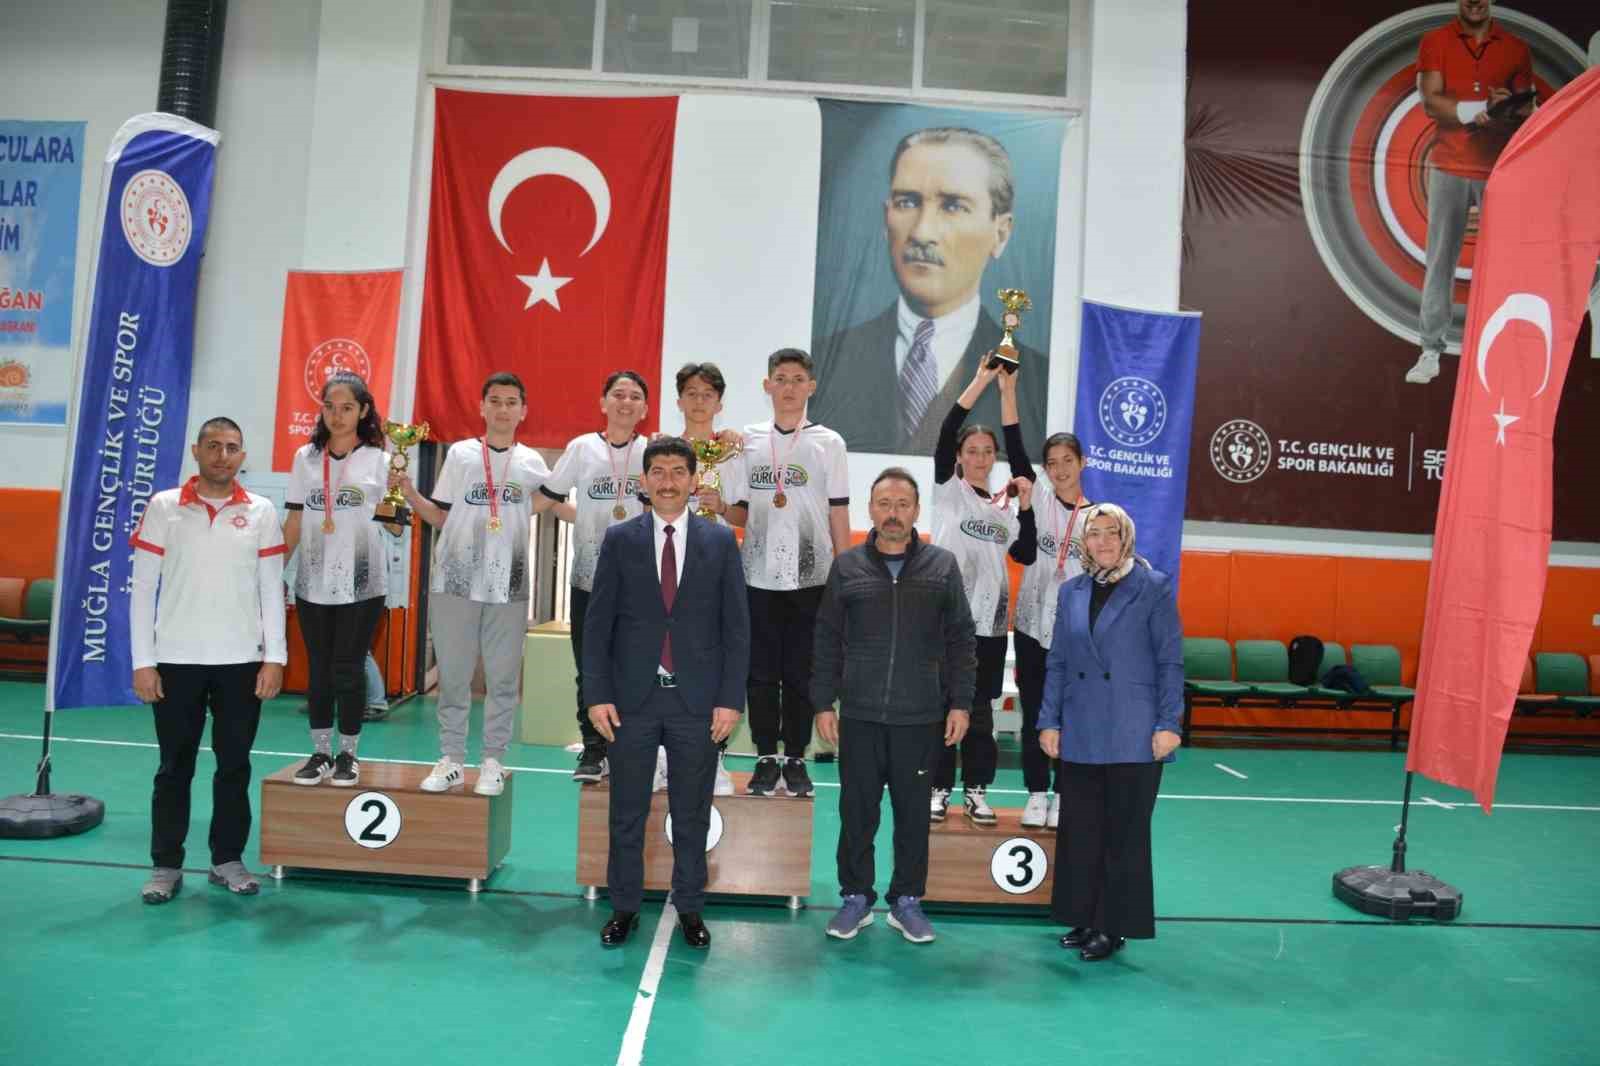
top-left (1405, 0), bottom-right (1536, 385)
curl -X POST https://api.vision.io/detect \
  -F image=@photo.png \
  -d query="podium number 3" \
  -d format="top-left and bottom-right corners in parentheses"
top-left (344, 791), bottom-right (402, 850)
top-left (990, 837), bottom-right (1047, 894)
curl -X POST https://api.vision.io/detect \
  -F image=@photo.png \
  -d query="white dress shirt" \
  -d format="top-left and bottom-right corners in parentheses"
top-left (651, 509), bottom-right (688, 587)
top-left (894, 292), bottom-right (983, 391)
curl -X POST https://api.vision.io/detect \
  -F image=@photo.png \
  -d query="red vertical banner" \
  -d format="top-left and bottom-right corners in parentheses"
top-left (270, 269), bottom-right (403, 471)
top-left (415, 90), bottom-right (678, 447)
top-left (1407, 67), bottom-right (1600, 811)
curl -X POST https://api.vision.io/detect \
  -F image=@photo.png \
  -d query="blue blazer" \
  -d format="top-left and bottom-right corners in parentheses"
top-left (1037, 563), bottom-right (1184, 764)
top-left (582, 512), bottom-right (750, 718)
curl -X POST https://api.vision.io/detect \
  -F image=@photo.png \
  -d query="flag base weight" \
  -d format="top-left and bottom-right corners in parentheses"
top-left (0, 792), bottom-right (105, 839)
top-left (1332, 864), bottom-right (1462, 921)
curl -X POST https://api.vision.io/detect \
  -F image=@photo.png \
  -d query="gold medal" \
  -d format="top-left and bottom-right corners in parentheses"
top-left (613, 504), bottom-right (627, 521)
top-left (321, 516), bottom-right (336, 534)
top-left (773, 491), bottom-right (788, 509)
top-left (487, 515), bottom-right (503, 533)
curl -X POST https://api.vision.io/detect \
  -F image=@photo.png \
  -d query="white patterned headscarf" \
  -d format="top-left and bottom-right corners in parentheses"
top-left (1080, 502), bottom-right (1149, 585)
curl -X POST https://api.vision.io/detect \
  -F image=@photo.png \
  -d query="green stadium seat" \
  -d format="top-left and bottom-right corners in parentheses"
top-left (1234, 639), bottom-right (1310, 700)
top-left (1182, 637), bottom-right (1249, 700)
top-left (1350, 644), bottom-right (1415, 703)
top-left (1533, 652), bottom-right (1600, 716)
top-left (1308, 641), bottom-right (1355, 702)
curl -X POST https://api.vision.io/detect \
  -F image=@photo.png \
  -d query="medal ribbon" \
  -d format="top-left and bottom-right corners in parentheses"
top-left (1054, 492), bottom-right (1086, 578)
top-left (481, 439), bottom-right (512, 530)
top-left (606, 433), bottom-right (637, 516)
top-left (770, 420), bottom-right (807, 503)
top-left (320, 446), bottom-right (352, 533)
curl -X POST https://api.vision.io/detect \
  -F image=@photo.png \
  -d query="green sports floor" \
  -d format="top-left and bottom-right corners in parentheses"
top-left (1, 679), bottom-right (1597, 1066)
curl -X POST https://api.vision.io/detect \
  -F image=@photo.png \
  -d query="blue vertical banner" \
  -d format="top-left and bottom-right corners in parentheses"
top-left (49, 115), bottom-right (219, 711)
top-left (0, 119), bottom-right (85, 425)
top-left (1073, 300), bottom-right (1202, 580)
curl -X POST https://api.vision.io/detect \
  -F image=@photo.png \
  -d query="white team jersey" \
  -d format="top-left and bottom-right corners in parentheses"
top-left (931, 476), bottom-right (1022, 638)
top-left (1013, 491), bottom-right (1090, 649)
top-left (429, 439), bottom-right (551, 603)
top-left (542, 432), bottom-right (646, 591)
top-left (730, 420), bottom-right (849, 590)
top-left (285, 443), bottom-right (391, 605)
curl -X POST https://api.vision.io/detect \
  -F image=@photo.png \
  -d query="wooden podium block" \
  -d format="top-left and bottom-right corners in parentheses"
top-left (924, 808), bottom-right (1055, 905)
top-left (520, 625), bottom-right (582, 747)
top-left (576, 772), bottom-right (812, 904)
top-left (260, 761), bottom-right (513, 891)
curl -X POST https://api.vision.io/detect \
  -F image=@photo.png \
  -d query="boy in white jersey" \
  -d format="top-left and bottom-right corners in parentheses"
top-left (130, 417), bottom-right (286, 903)
top-left (396, 373), bottom-right (551, 796)
top-left (532, 370), bottom-right (650, 782)
top-left (723, 349), bottom-right (850, 798)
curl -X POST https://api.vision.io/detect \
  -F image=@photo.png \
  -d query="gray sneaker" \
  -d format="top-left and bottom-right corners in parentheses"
top-left (207, 861), bottom-right (260, 895)
top-left (887, 896), bottom-right (936, 943)
top-left (825, 894), bottom-right (874, 940)
top-left (140, 867), bottom-right (182, 904)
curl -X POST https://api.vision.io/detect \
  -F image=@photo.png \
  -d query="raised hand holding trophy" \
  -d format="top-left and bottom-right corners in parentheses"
top-left (692, 434), bottom-right (743, 520)
top-left (987, 288), bottom-right (1032, 373)
top-left (375, 420), bottom-right (430, 528)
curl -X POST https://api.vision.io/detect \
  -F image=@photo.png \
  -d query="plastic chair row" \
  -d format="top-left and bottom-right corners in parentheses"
top-left (1515, 652), bottom-right (1600, 718)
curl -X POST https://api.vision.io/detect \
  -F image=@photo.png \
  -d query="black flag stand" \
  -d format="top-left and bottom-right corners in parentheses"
top-left (1332, 769), bottom-right (1462, 920)
top-left (0, 700), bottom-right (106, 838)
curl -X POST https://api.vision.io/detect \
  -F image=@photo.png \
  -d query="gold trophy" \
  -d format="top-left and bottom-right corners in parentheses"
top-left (692, 435), bottom-right (743, 520)
top-left (988, 288), bottom-right (1032, 372)
top-left (374, 420), bottom-right (431, 527)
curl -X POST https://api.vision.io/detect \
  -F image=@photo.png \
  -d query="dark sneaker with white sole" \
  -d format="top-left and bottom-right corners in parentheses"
top-left (747, 755), bottom-right (782, 796)
top-left (780, 757), bottom-right (814, 798)
top-left (331, 751), bottom-right (359, 787)
top-left (293, 752), bottom-right (334, 785)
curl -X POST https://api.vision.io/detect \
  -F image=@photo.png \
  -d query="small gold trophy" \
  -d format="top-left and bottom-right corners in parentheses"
top-left (374, 420), bottom-right (431, 528)
top-left (692, 436), bottom-right (743, 520)
top-left (989, 287), bottom-right (1032, 372)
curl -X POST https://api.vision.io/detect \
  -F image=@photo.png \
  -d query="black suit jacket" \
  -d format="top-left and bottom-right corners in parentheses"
top-left (811, 304), bottom-right (1049, 455)
top-left (582, 512), bottom-right (750, 718)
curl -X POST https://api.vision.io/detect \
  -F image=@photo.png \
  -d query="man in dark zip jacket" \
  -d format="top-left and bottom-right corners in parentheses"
top-left (813, 466), bottom-right (977, 944)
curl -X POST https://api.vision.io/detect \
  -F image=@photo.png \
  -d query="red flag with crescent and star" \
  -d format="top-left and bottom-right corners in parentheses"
top-left (1407, 66), bottom-right (1600, 812)
top-left (415, 90), bottom-right (677, 446)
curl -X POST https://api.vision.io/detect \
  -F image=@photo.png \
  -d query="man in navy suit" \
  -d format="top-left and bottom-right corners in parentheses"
top-left (584, 437), bottom-right (750, 949)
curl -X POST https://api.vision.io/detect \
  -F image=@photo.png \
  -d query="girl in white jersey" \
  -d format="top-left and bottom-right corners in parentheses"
top-left (532, 370), bottom-right (650, 782)
top-left (1008, 428), bottom-right (1090, 829)
top-left (929, 365), bottom-right (1037, 826)
top-left (283, 373), bottom-right (393, 788)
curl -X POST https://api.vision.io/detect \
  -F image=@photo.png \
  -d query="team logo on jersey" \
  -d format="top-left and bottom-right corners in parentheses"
top-left (1209, 419), bottom-right (1272, 484)
top-left (1097, 376), bottom-right (1168, 448)
top-left (303, 338), bottom-right (373, 404)
top-left (121, 169), bottom-right (192, 267)
top-left (585, 474), bottom-right (642, 501)
top-left (960, 517), bottom-right (1010, 545)
top-left (230, 514), bottom-right (249, 529)
top-left (465, 482), bottom-right (528, 505)
top-left (305, 487), bottom-right (367, 510)
top-left (747, 464), bottom-right (809, 490)
top-left (1037, 533), bottom-right (1082, 562)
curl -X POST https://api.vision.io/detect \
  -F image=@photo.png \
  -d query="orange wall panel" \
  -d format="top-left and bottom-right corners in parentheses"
top-left (1333, 557), bottom-right (1430, 684)
top-left (1225, 552), bottom-right (1339, 643)
top-left (1177, 551), bottom-right (1231, 637)
top-left (0, 488), bottom-right (61, 582)
top-left (1538, 566), bottom-right (1600, 658)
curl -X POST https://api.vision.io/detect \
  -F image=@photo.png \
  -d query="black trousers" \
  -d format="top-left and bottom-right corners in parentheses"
top-left (1051, 760), bottom-right (1164, 939)
top-left (747, 585), bottom-right (823, 757)
top-left (150, 662), bottom-right (263, 868)
top-left (836, 716), bottom-right (944, 905)
top-left (1013, 631), bottom-right (1061, 794)
top-left (570, 586), bottom-right (604, 748)
top-left (606, 685), bottom-right (718, 914)
top-left (933, 633), bottom-right (1004, 789)
top-left (296, 595), bottom-right (386, 735)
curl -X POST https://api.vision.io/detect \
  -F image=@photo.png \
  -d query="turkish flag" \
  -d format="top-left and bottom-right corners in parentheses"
top-left (270, 270), bottom-right (403, 471)
top-left (415, 90), bottom-right (677, 446)
top-left (1408, 68), bottom-right (1600, 812)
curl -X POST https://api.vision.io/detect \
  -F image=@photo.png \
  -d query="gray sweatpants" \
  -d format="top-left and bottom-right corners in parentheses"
top-left (1419, 167), bottom-right (1486, 355)
top-left (430, 593), bottom-right (525, 761)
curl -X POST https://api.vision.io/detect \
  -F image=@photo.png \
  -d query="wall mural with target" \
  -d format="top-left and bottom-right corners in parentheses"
top-left (1182, 1), bottom-right (1599, 536)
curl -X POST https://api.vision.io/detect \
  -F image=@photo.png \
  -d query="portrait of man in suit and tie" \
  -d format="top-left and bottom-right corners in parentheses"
top-left (809, 105), bottom-right (1064, 456)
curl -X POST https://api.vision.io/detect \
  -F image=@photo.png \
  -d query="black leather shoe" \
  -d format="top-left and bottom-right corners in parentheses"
top-left (1058, 926), bottom-right (1091, 949)
top-left (601, 912), bottom-right (639, 946)
top-left (1079, 931), bottom-right (1126, 961)
top-left (678, 912), bottom-right (711, 949)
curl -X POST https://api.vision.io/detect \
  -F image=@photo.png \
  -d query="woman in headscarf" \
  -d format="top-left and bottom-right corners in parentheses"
top-left (1037, 502), bottom-right (1183, 961)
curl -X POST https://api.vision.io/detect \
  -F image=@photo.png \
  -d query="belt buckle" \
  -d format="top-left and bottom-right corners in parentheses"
top-left (657, 672), bottom-right (678, 688)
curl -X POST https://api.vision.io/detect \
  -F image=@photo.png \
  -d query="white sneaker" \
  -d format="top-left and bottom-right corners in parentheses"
top-left (929, 788), bottom-right (951, 823)
top-left (1046, 793), bottom-right (1061, 829)
top-left (419, 757), bottom-right (464, 793)
top-left (474, 757), bottom-right (504, 796)
top-left (1405, 350), bottom-right (1441, 384)
top-left (962, 787), bottom-right (997, 826)
top-left (1021, 791), bottom-right (1049, 828)
top-left (713, 753), bottom-right (734, 796)
top-left (652, 746), bottom-right (669, 793)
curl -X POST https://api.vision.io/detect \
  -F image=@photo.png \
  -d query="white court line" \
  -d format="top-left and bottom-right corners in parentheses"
top-left (1420, 796), bottom-right (1458, 811)
top-left (3, 733), bottom-right (1598, 812)
top-left (617, 901), bottom-right (677, 1066)
top-left (1214, 763), bottom-right (1249, 780)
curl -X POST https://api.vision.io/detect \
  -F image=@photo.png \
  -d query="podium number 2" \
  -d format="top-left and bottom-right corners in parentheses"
top-left (344, 791), bottom-right (402, 850)
top-left (990, 837), bottom-right (1047, 894)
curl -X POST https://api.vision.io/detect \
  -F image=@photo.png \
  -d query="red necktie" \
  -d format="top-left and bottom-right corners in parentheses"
top-left (660, 524), bottom-right (676, 672)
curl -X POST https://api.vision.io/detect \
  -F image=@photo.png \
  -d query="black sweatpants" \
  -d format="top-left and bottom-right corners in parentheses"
top-left (296, 595), bottom-right (386, 736)
top-left (836, 716), bottom-right (944, 905)
top-left (1013, 630), bottom-right (1061, 794)
top-left (570, 586), bottom-right (604, 749)
top-left (933, 633), bottom-right (1004, 789)
top-left (747, 585), bottom-right (824, 757)
top-left (1051, 760), bottom-right (1164, 939)
top-left (150, 661), bottom-right (264, 869)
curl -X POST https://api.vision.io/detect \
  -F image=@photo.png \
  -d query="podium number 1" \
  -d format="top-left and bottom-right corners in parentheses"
top-left (990, 837), bottom-right (1047, 894)
top-left (344, 791), bottom-right (402, 850)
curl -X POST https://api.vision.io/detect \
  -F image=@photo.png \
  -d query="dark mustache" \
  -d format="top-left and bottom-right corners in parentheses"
top-left (901, 242), bottom-right (943, 267)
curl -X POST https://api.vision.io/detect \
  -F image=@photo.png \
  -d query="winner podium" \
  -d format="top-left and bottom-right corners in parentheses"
top-left (576, 771), bottom-right (812, 907)
top-left (260, 761), bottom-right (513, 892)
top-left (923, 807), bottom-right (1056, 905)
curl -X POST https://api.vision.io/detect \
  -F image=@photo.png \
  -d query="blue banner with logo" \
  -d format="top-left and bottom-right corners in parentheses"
top-left (0, 120), bottom-right (85, 425)
top-left (1073, 300), bottom-right (1201, 580)
top-left (50, 115), bottom-right (219, 711)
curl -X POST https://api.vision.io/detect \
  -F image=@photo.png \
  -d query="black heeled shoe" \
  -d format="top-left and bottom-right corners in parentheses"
top-left (1058, 927), bottom-right (1091, 949)
top-left (601, 912), bottom-right (640, 946)
top-left (1078, 931), bottom-right (1126, 961)
top-left (678, 912), bottom-right (711, 948)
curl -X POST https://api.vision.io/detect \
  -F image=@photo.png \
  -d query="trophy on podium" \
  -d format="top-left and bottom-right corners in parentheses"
top-left (987, 288), bottom-right (1032, 373)
top-left (374, 420), bottom-right (430, 527)
top-left (692, 436), bottom-right (743, 520)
